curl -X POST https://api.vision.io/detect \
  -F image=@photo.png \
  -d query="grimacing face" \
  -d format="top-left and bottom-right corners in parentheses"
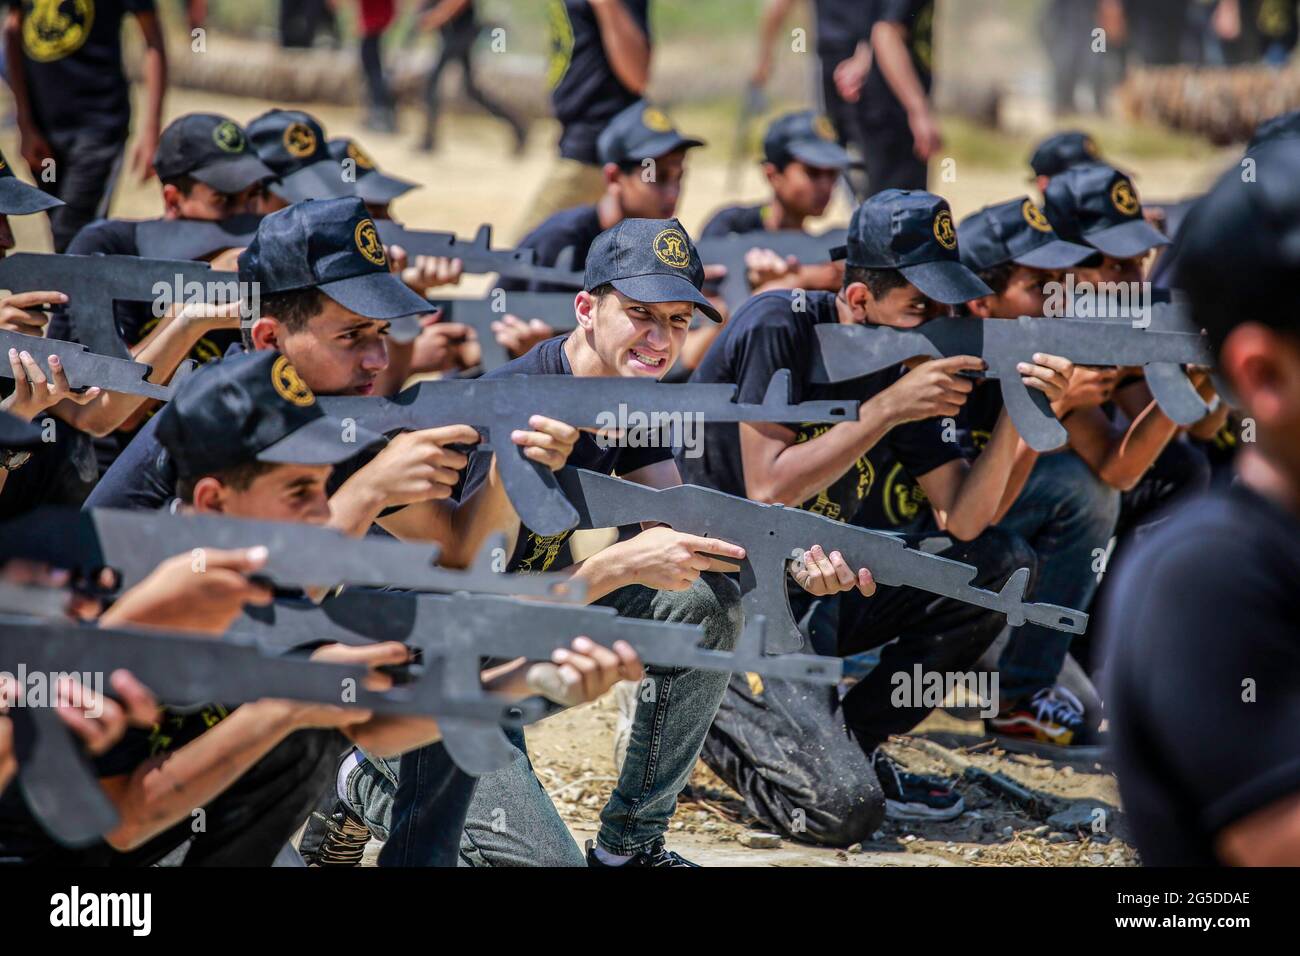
top-left (579, 289), bottom-right (693, 378)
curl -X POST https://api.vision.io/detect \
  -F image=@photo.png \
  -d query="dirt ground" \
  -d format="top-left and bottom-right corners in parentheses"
top-left (2, 81), bottom-right (1221, 867)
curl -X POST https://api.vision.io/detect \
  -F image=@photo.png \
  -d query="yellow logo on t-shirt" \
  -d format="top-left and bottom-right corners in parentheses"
top-left (23, 0), bottom-right (94, 63)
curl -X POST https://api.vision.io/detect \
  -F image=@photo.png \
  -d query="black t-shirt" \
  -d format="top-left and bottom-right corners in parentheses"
top-left (815, 0), bottom-right (872, 57)
top-left (700, 204), bottom-right (768, 239)
top-left (860, 0), bottom-right (933, 130)
top-left (8, 0), bottom-right (154, 135)
top-left (677, 290), bottom-right (959, 524)
top-left (498, 204), bottom-right (603, 293)
top-left (548, 0), bottom-right (651, 164)
top-left (854, 377), bottom-right (1003, 529)
top-left (456, 335), bottom-right (671, 573)
top-left (48, 218), bottom-right (241, 475)
top-left (1104, 484), bottom-right (1300, 866)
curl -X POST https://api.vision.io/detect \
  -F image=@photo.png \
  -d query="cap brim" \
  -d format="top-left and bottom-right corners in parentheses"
top-left (787, 140), bottom-right (852, 170)
top-left (256, 414), bottom-right (385, 467)
top-left (899, 260), bottom-right (994, 304)
top-left (270, 160), bottom-right (356, 203)
top-left (1014, 238), bottom-right (1097, 270)
top-left (622, 133), bottom-right (706, 163)
top-left (355, 171), bottom-right (418, 204)
top-left (1083, 220), bottom-right (1170, 259)
top-left (191, 154), bottom-right (279, 194)
top-left (609, 274), bottom-right (722, 322)
top-left (0, 410), bottom-right (43, 447)
top-left (0, 177), bottom-right (62, 215)
top-left (318, 270), bottom-right (437, 322)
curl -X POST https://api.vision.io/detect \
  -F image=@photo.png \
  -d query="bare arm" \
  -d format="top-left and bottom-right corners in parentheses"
top-left (870, 19), bottom-right (940, 160)
top-left (917, 407), bottom-right (1022, 540)
top-left (1216, 790), bottom-right (1300, 865)
top-left (589, 0), bottom-right (651, 94)
top-left (129, 10), bottom-right (168, 182)
top-left (751, 0), bottom-right (799, 85)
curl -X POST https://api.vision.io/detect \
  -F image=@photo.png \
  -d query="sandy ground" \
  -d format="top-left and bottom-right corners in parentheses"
top-left (2, 80), bottom-right (1222, 867)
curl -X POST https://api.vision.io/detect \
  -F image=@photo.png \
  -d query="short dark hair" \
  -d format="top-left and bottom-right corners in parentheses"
top-left (843, 266), bottom-right (909, 300)
top-left (975, 261), bottom-right (1017, 298)
top-left (160, 174), bottom-right (199, 195)
top-left (176, 460), bottom-right (278, 504)
top-left (241, 286), bottom-right (328, 348)
top-left (587, 282), bottom-right (616, 297)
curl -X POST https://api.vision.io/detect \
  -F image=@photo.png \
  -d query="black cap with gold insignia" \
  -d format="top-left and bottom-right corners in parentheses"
top-left (247, 109), bottom-right (356, 204)
top-left (957, 196), bottom-right (1094, 274)
top-left (584, 217), bottom-right (721, 321)
top-left (154, 113), bottom-right (277, 195)
top-left (326, 137), bottom-right (417, 204)
top-left (596, 101), bottom-right (705, 167)
top-left (0, 146), bottom-right (62, 216)
top-left (1043, 163), bottom-right (1169, 259)
top-left (1029, 130), bottom-right (1103, 179)
top-left (237, 197), bottom-right (433, 338)
top-left (156, 350), bottom-right (383, 480)
top-left (762, 110), bottom-right (851, 170)
top-left (834, 189), bottom-right (992, 304)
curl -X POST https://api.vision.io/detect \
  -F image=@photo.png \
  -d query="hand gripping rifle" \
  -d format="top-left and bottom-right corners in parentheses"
top-left (375, 221), bottom-right (584, 289)
top-left (696, 229), bottom-right (847, 310)
top-left (555, 468), bottom-right (1089, 654)
top-left (426, 290), bottom-right (579, 371)
top-left (0, 329), bottom-right (196, 401)
top-left (319, 371), bottom-right (859, 537)
top-left (810, 306), bottom-right (1215, 452)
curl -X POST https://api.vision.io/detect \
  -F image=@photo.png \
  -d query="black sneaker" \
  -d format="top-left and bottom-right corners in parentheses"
top-left (871, 750), bottom-right (965, 822)
top-left (585, 838), bottom-right (700, 868)
top-left (299, 789), bottom-right (372, 867)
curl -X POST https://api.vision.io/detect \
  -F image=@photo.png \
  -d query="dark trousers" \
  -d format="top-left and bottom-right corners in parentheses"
top-left (37, 126), bottom-right (127, 252)
top-left (376, 740), bottom-right (478, 868)
top-left (820, 57), bottom-right (928, 197)
top-left (701, 527), bottom-right (1035, 846)
top-left (360, 33), bottom-right (394, 113)
top-left (422, 32), bottom-right (525, 147)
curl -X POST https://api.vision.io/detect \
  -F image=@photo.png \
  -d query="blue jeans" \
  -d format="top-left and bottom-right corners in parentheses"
top-left (995, 451), bottom-right (1119, 702)
top-left (347, 572), bottom-right (742, 864)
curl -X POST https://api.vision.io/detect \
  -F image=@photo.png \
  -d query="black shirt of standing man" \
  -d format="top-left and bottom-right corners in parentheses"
top-left (548, 0), bottom-right (651, 165)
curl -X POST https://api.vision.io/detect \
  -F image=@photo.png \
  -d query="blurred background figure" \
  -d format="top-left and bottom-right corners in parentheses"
top-left (356, 0), bottom-right (398, 132)
top-left (416, 0), bottom-right (527, 154)
top-left (281, 0), bottom-right (342, 49)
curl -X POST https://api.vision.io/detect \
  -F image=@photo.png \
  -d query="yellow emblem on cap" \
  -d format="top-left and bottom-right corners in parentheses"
top-left (933, 209), bottom-right (956, 250)
top-left (0, 156), bottom-right (7, 173)
top-left (1022, 199), bottom-right (1052, 233)
top-left (283, 122), bottom-right (318, 159)
top-left (271, 355), bottom-right (315, 407)
top-left (1111, 178), bottom-right (1139, 217)
top-left (813, 114), bottom-right (837, 141)
top-left (213, 121), bottom-right (245, 154)
top-left (642, 107), bottom-right (674, 133)
top-left (653, 228), bottom-right (691, 269)
top-left (346, 142), bottom-right (375, 171)
top-left (22, 0), bottom-right (93, 63)
top-left (354, 219), bottom-right (386, 267)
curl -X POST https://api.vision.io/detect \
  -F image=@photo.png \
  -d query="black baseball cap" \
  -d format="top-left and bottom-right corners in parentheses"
top-left (0, 147), bottom-right (61, 216)
top-left (584, 217), bottom-right (721, 321)
top-left (1043, 163), bottom-right (1169, 259)
top-left (1176, 139), bottom-right (1300, 352)
top-left (327, 137), bottom-right (417, 204)
top-left (1029, 130), bottom-right (1103, 179)
top-left (0, 410), bottom-right (41, 448)
top-left (157, 350), bottom-right (383, 479)
top-left (247, 109), bottom-right (355, 204)
top-left (238, 197), bottom-right (433, 339)
top-left (957, 196), bottom-right (1094, 274)
top-left (762, 111), bottom-right (850, 170)
top-left (1247, 109), bottom-right (1300, 153)
top-left (153, 113), bottom-right (277, 195)
top-left (833, 189), bottom-right (992, 304)
top-left (597, 101), bottom-right (705, 166)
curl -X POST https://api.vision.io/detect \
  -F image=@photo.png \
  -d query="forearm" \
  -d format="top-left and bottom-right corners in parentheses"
top-left (991, 441), bottom-right (1039, 525)
top-left (328, 478), bottom-right (390, 537)
top-left (746, 397), bottom-right (898, 506)
top-left (102, 702), bottom-right (297, 850)
top-left (569, 549), bottom-right (633, 603)
top-left (590, 0), bottom-right (650, 93)
top-left (346, 715), bottom-right (441, 757)
top-left (1098, 402), bottom-right (1178, 492)
top-left (871, 22), bottom-right (928, 116)
top-left (4, 15), bottom-right (36, 133)
top-left (756, 0), bottom-right (797, 61)
top-left (945, 410), bottom-right (1021, 539)
top-left (140, 45), bottom-right (166, 143)
top-left (441, 461), bottom-right (520, 566)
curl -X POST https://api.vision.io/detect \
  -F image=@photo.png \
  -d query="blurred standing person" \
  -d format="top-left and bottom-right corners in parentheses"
top-left (357, 0), bottom-right (398, 132)
top-left (752, 0), bottom-right (874, 199)
top-left (1042, 0), bottom-right (1125, 115)
top-left (416, 0), bottom-right (527, 154)
top-left (281, 0), bottom-right (342, 48)
top-left (519, 0), bottom-right (650, 233)
top-left (3, 0), bottom-right (167, 251)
